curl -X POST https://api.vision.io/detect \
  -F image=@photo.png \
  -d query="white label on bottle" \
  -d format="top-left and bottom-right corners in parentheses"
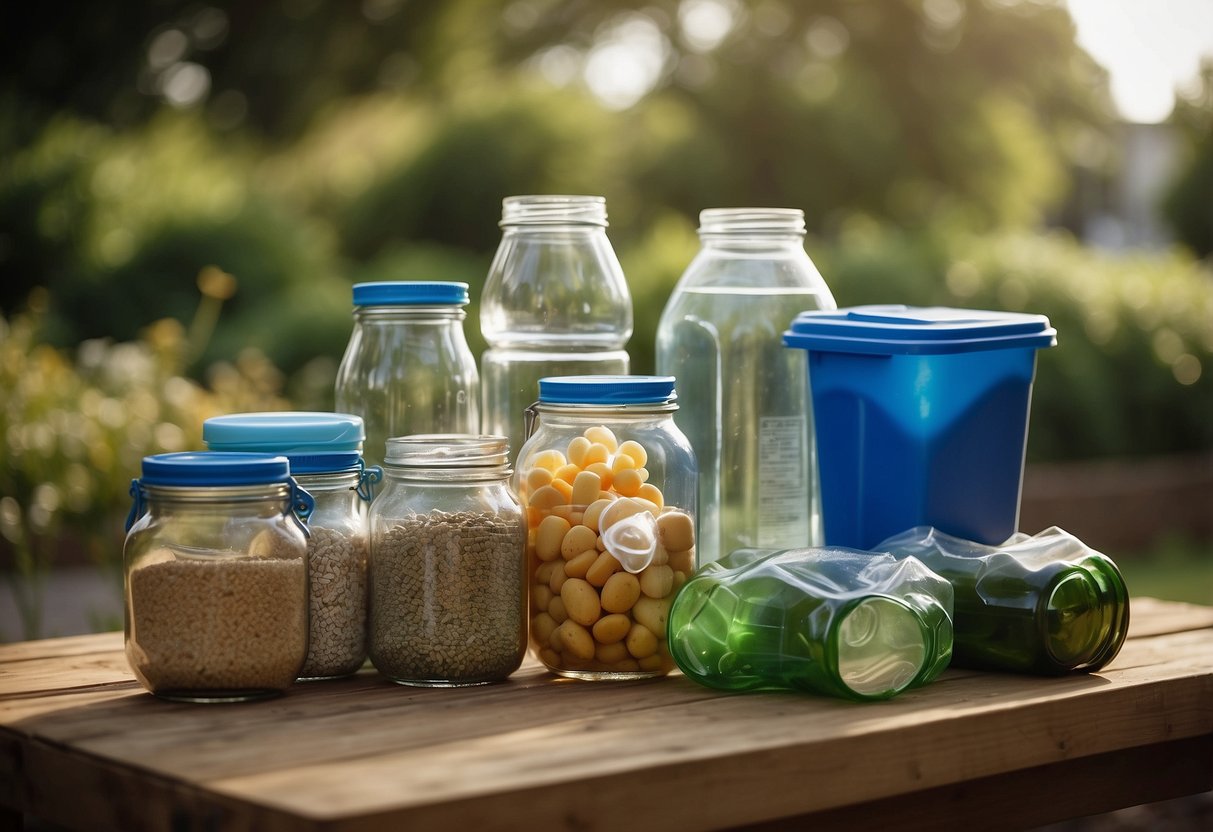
top-left (758, 415), bottom-right (809, 546)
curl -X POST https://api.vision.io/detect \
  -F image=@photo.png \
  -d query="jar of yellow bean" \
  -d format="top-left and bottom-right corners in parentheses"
top-left (516, 376), bottom-right (698, 680)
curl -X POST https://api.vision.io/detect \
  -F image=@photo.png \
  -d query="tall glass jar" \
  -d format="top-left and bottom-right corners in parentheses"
top-left (335, 281), bottom-right (479, 470)
top-left (203, 412), bottom-right (382, 680)
top-left (656, 208), bottom-right (836, 565)
top-left (368, 435), bottom-right (527, 687)
top-left (123, 452), bottom-right (314, 703)
top-left (515, 376), bottom-right (697, 681)
top-left (481, 195), bottom-right (633, 463)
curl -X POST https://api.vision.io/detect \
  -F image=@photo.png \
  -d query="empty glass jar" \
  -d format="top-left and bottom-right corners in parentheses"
top-left (335, 281), bottom-right (480, 470)
top-left (480, 195), bottom-right (633, 463)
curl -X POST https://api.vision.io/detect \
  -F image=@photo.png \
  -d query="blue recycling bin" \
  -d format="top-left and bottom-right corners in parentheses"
top-left (783, 306), bottom-right (1056, 550)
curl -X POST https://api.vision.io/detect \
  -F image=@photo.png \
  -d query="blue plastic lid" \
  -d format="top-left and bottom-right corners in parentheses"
top-left (538, 376), bottom-right (677, 405)
top-left (352, 281), bottom-right (469, 306)
top-left (138, 452), bottom-right (293, 487)
top-left (783, 305), bottom-right (1057, 356)
top-left (202, 412), bottom-right (366, 474)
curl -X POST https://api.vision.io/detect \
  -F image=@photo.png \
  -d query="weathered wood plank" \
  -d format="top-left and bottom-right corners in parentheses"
top-left (0, 631), bottom-right (123, 663)
top-left (3, 626), bottom-right (1207, 792)
top-left (1122, 596), bottom-right (1213, 638)
top-left (734, 734), bottom-right (1213, 832)
top-left (0, 599), bottom-right (1209, 832)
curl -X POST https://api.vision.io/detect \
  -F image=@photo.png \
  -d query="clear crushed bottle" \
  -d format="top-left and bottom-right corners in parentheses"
top-left (480, 196), bottom-right (633, 463)
top-left (656, 208), bottom-right (836, 565)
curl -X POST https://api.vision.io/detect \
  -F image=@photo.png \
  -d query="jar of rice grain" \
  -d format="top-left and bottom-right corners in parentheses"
top-left (124, 452), bottom-right (314, 702)
top-left (203, 412), bottom-right (382, 681)
top-left (368, 435), bottom-right (527, 687)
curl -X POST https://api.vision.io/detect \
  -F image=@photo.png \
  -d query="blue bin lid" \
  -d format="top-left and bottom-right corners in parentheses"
top-left (352, 281), bottom-right (469, 306)
top-left (783, 305), bottom-right (1057, 355)
top-left (538, 375), bottom-right (677, 405)
top-left (203, 412), bottom-right (366, 473)
top-left (139, 452), bottom-right (293, 487)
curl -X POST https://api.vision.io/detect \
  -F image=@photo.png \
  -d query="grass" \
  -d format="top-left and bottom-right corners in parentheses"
top-left (1110, 536), bottom-right (1213, 607)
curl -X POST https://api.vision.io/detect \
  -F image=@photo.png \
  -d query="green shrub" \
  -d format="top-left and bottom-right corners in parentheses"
top-left (811, 223), bottom-right (1213, 460)
top-left (0, 291), bottom-right (289, 640)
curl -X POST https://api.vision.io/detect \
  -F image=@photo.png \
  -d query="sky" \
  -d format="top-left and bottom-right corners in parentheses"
top-left (1066, 0), bottom-right (1213, 123)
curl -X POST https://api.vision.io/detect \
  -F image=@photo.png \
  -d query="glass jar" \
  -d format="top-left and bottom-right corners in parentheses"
top-left (656, 208), bottom-right (836, 565)
top-left (335, 281), bottom-right (480, 470)
top-left (203, 412), bottom-right (382, 680)
top-left (481, 195), bottom-right (633, 464)
top-left (123, 452), bottom-right (314, 703)
top-left (368, 435), bottom-right (527, 686)
top-left (515, 375), bottom-right (698, 680)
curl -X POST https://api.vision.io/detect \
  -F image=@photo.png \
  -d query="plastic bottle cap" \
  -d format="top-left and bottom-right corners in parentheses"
top-left (352, 281), bottom-right (470, 306)
top-left (138, 452), bottom-right (293, 487)
top-left (538, 375), bottom-right (676, 405)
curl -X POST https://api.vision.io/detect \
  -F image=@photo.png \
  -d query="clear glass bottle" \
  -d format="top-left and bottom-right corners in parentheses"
top-left (667, 546), bottom-right (954, 701)
top-left (368, 435), bottom-right (527, 687)
top-left (335, 281), bottom-right (479, 471)
top-left (203, 412), bottom-right (382, 680)
top-left (656, 208), bottom-right (836, 565)
top-left (123, 452), bottom-right (314, 703)
top-left (515, 376), bottom-right (697, 681)
top-left (481, 195), bottom-right (633, 463)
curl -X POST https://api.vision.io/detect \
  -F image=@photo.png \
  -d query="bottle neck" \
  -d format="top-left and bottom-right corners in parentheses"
top-left (697, 208), bottom-right (808, 251)
top-left (501, 195), bottom-right (608, 227)
top-left (353, 305), bottom-right (467, 324)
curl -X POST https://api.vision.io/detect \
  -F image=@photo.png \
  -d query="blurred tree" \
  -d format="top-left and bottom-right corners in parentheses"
top-left (491, 0), bottom-right (1113, 231)
top-left (2, 0), bottom-right (1113, 232)
top-left (1162, 60), bottom-right (1213, 259)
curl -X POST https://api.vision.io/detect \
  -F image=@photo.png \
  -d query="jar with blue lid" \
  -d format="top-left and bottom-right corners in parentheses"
top-left (334, 281), bottom-right (480, 470)
top-left (124, 452), bottom-right (314, 702)
top-left (515, 376), bottom-right (698, 680)
top-left (203, 412), bottom-right (382, 680)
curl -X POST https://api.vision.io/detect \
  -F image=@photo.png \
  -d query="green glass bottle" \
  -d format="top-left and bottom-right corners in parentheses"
top-left (876, 526), bottom-right (1129, 674)
top-left (667, 548), bottom-right (953, 701)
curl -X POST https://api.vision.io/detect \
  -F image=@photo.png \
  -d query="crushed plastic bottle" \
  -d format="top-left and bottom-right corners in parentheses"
top-left (668, 547), bottom-right (954, 700)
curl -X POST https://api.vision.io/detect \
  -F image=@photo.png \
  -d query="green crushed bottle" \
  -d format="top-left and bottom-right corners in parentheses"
top-left (876, 526), bottom-right (1130, 675)
top-left (667, 548), bottom-right (953, 701)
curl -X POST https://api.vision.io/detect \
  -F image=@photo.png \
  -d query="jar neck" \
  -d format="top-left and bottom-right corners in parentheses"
top-left (527, 402), bottom-right (678, 437)
top-left (141, 483), bottom-right (294, 512)
top-left (382, 435), bottom-right (512, 484)
top-left (501, 195), bottom-right (608, 228)
top-left (698, 208), bottom-right (807, 250)
top-left (382, 464), bottom-right (513, 485)
top-left (129, 479), bottom-right (314, 534)
top-left (297, 466), bottom-right (380, 504)
top-left (353, 305), bottom-right (467, 324)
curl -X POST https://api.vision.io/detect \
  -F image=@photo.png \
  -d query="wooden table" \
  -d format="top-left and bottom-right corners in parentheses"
top-left (2, 597), bottom-right (1211, 832)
